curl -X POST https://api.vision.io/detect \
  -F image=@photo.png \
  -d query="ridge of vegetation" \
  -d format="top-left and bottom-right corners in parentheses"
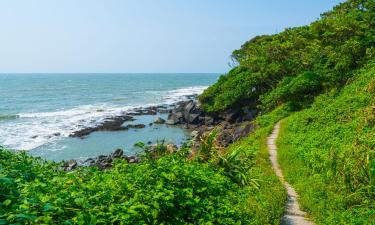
top-left (199, 0), bottom-right (374, 114)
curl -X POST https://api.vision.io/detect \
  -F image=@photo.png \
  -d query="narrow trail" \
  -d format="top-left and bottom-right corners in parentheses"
top-left (268, 122), bottom-right (315, 225)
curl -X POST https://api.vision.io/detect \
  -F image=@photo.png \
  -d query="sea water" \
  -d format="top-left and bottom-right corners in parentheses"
top-left (0, 73), bottom-right (219, 161)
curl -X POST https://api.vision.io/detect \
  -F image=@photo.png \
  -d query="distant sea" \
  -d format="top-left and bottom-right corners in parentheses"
top-left (0, 73), bottom-right (219, 161)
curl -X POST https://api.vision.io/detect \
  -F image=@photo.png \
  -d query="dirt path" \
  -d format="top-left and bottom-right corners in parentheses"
top-left (268, 122), bottom-right (315, 225)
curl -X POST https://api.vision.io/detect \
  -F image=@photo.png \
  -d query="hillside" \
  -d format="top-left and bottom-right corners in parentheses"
top-left (277, 63), bottom-right (375, 224)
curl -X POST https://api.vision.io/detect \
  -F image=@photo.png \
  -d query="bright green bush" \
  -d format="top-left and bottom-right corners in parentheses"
top-left (0, 148), bottom-right (255, 224)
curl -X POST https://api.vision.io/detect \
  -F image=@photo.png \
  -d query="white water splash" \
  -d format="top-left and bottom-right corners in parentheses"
top-left (0, 86), bottom-right (208, 151)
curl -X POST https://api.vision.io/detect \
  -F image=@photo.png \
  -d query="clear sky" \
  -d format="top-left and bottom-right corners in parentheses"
top-left (0, 0), bottom-right (343, 73)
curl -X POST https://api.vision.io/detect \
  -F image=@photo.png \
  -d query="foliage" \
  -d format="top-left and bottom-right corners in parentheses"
top-left (199, 0), bottom-right (375, 113)
top-left (0, 147), bottom-right (255, 224)
top-left (260, 72), bottom-right (322, 111)
top-left (277, 63), bottom-right (375, 224)
top-left (223, 105), bottom-right (290, 224)
top-left (0, 107), bottom-right (290, 225)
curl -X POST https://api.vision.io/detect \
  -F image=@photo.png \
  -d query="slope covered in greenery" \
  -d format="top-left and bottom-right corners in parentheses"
top-left (200, 0), bottom-right (374, 114)
top-left (198, 0), bottom-right (374, 223)
top-left (277, 63), bottom-right (375, 224)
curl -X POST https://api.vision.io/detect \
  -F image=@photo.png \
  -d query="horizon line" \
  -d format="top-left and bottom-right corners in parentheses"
top-left (0, 72), bottom-right (223, 75)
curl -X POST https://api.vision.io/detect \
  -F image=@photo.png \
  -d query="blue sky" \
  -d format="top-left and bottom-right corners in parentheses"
top-left (0, 0), bottom-right (343, 73)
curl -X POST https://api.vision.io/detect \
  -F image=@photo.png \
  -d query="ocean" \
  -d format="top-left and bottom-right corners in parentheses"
top-left (0, 73), bottom-right (219, 161)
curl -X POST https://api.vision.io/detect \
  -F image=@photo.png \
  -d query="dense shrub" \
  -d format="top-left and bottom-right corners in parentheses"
top-left (0, 148), bottom-right (255, 224)
top-left (260, 72), bottom-right (322, 110)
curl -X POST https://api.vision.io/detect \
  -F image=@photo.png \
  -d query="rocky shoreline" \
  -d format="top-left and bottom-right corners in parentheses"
top-left (62, 96), bottom-right (258, 171)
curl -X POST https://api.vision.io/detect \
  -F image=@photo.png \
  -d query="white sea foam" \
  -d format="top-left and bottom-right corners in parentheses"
top-left (0, 86), bottom-right (208, 151)
top-left (162, 86), bottom-right (208, 104)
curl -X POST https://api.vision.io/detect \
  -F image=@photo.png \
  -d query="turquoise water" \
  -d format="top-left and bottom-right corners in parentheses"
top-left (0, 73), bottom-right (219, 161)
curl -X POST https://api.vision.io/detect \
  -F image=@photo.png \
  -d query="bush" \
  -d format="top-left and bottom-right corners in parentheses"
top-left (260, 72), bottom-right (322, 110)
top-left (0, 148), bottom-right (254, 224)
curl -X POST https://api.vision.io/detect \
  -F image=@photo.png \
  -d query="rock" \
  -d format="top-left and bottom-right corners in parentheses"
top-left (83, 158), bottom-right (96, 166)
top-left (70, 115), bottom-right (134, 137)
top-left (224, 109), bottom-right (241, 123)
top-left (125, 124), bottom-right (146, 129)
top-left (149, 123), bottom-right (153, 126)
top-left (112, 148), bottom-right (124, 158)
top-left (147, 141), bottom-right (152, 144)
top-left (53, 132), bottom-right (61, 136)
top-left (127, 156), bottom-right (140, 164)
top-left (202, 116), bottom-right (214, 125)
top-left (154, 117), bottom-right (166, 124)
top-left (166, 144), bottom-right (178, 153)
top-left (157, 108), bottom-right (170, 114)
top-left (31, 135), bottom-right (38, 139)
top-left (166, 111), bottom-right (184, 125)
top-left (190, 130), bottom-right (199, 139)
top-left (233, 123), bottom-right (255, 141)
top-left (64, 159), bottom-right (77, 171)
top-left (184, 101), bottom-right (196, 115)
top-left (188, 113), bottom-right (200, 124)
top-left (242, 109), bottom-right (258, 121)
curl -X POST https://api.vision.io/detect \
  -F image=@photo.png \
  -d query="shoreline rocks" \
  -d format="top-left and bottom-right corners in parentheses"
top-left (166, 100), bottom-right (258, 147)
top-left (69, 116), bottom-right (135, 138)
top-left (62, 148), bottom-right (141, 171)
top-left (63, 96), bottom-right (258, 171)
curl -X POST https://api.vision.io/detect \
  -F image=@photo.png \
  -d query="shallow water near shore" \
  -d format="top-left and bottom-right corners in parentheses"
top-left (29, 114), bottom-right (191, 161)
top-left (0, 73), bottom-right (219, 161)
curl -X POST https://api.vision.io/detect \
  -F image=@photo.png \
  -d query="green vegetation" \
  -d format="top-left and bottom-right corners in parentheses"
top-left (200, 0), bottom-right (374, 114)
top-left (199, 0), bottom-right (374, 223)
top-left (0, 125), bottom-right (286, 225)
top-left (1, 0), bottom-right (374, 224)
top-left (277, 64), bottom-right (375, 224)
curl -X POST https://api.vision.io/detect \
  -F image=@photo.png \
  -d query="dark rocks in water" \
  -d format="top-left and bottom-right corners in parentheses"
top-left (147, 141), bottom-right (152, 144)
top-left (112, 148), bottom-right (124, 158)
top-left (166, 144), bottom-right (178, 153)
top-left (154, 117), bottom-right (166, 124)
top-left (70, 115), bottom-right (134, 137)
top-left (125, 124), bottom-right (146, 129)
top-left (149, 123), bottom-right (153, 126)
top-left (166, 100), bottom-right (212, 126)
top-left (129, 106), bottom-right (158, 116)
top-left (66, 148), bottom-right (142, 171)
top-left (166, 112), bottom-right (184, 125)
top-left (63, 159), bottom-right (78, 171)
top-left (127, 156), bottom-right (140, 164)
top-left (157, 108), bottom-right (170, 114)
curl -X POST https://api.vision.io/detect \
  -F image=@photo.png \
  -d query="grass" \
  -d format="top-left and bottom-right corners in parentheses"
top-left (276, 63), bottom-right (375, 224)
top-left (224, 105), bottom-right (291, 224)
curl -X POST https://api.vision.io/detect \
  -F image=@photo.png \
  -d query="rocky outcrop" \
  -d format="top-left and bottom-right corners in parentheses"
top-left (154, 117), bottom-right (166, 124)
top-left (69, 104), bottom-right (174, 138)
top-left (124, 124), bottom-right (146, 129)
top-left (165, 100), bottom-right (258, 147)
top-left (166, 100), bottom-right (213, 126)
top-left (70, 116), bottom-right (134, 137)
